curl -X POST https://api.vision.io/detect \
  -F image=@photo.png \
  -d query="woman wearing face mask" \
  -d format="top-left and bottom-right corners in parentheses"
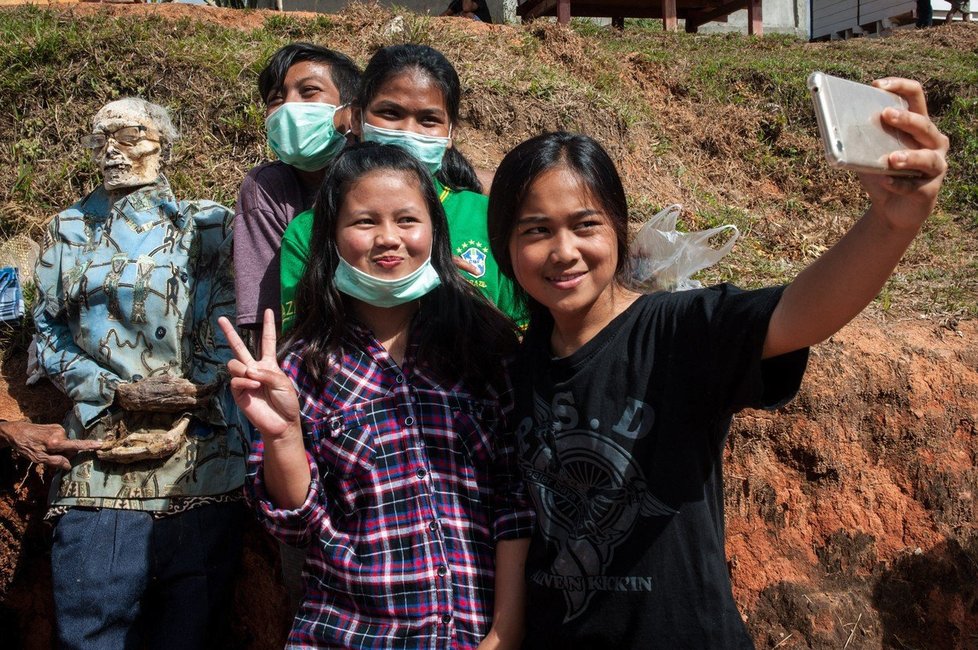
top-left (234, 43), bottom-right (361, 333)
top-left (219, 143), bottom-right (534, 649)
top-left (279, 44), bottom-right (522, 330)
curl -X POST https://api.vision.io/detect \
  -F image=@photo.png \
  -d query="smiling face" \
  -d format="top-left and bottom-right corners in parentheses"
top-left (509, 165), bottom-right (622, 326)
top-left (355, 68), bottom-right (452, 139)
top-left (335, 169), bottom-right (433, 280)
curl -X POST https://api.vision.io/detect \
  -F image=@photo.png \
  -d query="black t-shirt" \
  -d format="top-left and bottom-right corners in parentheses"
top-left (514, 285), bottom-right (808, 649)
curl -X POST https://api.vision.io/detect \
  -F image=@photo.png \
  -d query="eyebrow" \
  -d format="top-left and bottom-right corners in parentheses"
top-left (292, 75), bottom-right (327, 87)
top-left (371, 99), bottom-right (447, 117)
top-left (343, 206), bottom-right (424, 219)
top-left (516, 208), bottom-right (602, 223)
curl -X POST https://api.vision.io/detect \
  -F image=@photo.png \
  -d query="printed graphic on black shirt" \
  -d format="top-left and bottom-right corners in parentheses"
top-left (517, 389), bottom-right (676, 621)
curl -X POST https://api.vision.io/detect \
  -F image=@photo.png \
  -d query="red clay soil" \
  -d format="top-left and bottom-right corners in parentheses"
top-left (0, 351), bottom-right (291, 649)
top-left (0, 4), bottom-right (975, 647)
top-left (2, 315), bottom-right (977, 648)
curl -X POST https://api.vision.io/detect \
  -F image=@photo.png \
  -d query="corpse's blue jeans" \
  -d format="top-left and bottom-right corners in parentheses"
top-left (51, 502), bottom-right (244, 650)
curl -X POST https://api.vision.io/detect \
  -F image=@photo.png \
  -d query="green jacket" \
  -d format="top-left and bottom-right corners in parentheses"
top-left (279, 182), bottom-right (522, 330)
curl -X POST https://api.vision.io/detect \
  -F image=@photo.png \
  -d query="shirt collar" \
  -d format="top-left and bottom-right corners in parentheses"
top-left (115, 175), bottom-right (176, 214)
top-left (86, 175), bottom-right (177, 218)
top-left (432, 179), bottom-right (452, 204)
top-left (347, 316), bottom-right (422, 375)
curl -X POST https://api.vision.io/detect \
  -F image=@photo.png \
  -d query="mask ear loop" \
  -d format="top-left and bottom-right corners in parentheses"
top-left (335, 103), bottom-right (351, 135)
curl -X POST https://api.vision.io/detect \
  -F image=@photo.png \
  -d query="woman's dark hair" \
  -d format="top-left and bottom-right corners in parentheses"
top-left (358, 44), bottom-right (482, 193)
top-left (285, 142), bottom-right (517, 395)
top-left (448, 0), bottom-right (493, 22)
top-left (487, 131), bottom-right (630, 326)
top-left (258, 43), bottom-right (361, 106)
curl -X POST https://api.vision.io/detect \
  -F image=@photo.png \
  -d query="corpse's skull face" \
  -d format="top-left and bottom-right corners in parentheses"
top-left (91, 101), bottom-right (163, 190)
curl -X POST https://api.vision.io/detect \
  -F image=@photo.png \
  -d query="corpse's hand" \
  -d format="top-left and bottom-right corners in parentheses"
top-left (859, 78), bottom-right (949, 231)
top-left (0, 420), bottom-right (101, 470)
top-left (114, 375), bottom-right (216, 413)
top-left (217, 309), bottom-right (300, 441)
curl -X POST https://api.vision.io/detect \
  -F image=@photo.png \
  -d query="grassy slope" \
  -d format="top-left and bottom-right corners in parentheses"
top-left (1, 7), bottom-right (977, 647)
top-left (0, 3), bottom-right (975, 338)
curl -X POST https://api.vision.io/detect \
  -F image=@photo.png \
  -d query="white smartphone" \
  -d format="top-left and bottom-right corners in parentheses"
top-left (807, 71), bottom-right (918, 176)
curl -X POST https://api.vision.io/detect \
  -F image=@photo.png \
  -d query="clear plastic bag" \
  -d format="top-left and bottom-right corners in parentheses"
top-left (623, 205), bottom-right (739, 293)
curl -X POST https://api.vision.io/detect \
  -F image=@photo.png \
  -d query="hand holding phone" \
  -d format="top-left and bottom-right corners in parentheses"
top-left (808, 72), bottom-right (919, 177)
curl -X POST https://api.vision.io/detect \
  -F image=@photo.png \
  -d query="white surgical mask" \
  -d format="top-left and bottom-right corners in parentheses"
top-left (360, 121), bottom-right (451, 175)
top-left (266, 103), bottom-right (348, 172)
top-left (334, 255), bottom-right (442, 308)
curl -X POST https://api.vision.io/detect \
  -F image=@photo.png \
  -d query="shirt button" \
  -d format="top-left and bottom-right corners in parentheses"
top-left (441, 614), bottom-right (452, 625)
top-left (396, 374), bottom-right (404, 384)
top-left (416, 468), bottom-right (427, 479)
top-left (404, 416), bottom-right (415, 426)
top-left (437, 565), bottom-right (448, 576)
top-left (428, 521), bottom-right (439, 532)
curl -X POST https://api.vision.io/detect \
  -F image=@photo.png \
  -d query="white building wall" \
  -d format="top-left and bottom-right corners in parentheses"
top-left (700, 0), bottom-right (809, 37)
top-left (812, 0), bottom-right (924, 39)
top-left (811, 0), bottom-right (857, 36)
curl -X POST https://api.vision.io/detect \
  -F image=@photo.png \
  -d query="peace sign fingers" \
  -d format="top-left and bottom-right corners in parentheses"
top-left (217, 313), bottom-right (300, 438)
top-left (260, 308), bottom-right (278, 362)
top-left (218, 315), bottom-right (255, 367)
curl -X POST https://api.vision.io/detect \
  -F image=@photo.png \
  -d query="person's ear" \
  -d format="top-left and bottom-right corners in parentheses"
top-left (335, 105), bottom-right (353, 136)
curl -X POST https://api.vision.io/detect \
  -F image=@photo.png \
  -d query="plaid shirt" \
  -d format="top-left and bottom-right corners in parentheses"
top-left (247, 324), bottom-right (535, 649)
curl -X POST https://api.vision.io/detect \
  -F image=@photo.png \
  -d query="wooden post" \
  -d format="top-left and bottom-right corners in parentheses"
top-left (747, 0), bottom-right (763, 35)
top-left (557, 0), bottom-right (571, 24)
top-left (612, 16), bottom-right (625, 30)
top-left (663, 0), bottom-right (678, 31)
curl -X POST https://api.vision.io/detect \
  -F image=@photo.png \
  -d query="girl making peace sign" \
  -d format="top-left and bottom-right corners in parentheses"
top-left (219, 143), bottom-right (533, 650)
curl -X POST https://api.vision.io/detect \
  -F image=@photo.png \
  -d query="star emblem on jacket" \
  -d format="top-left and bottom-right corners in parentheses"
top-left (457, 240), bottom-right (488, 278)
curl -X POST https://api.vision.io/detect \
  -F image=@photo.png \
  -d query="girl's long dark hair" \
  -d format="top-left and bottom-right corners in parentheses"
top-left (358, 44), bottom-right (482, 194)
top-left (487, 131), bottom-right (630, 330)
top-left (285, 142), bottom-right (517, 395)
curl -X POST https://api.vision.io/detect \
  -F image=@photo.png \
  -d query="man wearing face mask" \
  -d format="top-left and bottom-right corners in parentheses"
top-left (33, 98), bottom-right (246, 649)
top-left (233, 43), bottom-right (361, 332)
top-left (232, 42), bottom-right (361, 619)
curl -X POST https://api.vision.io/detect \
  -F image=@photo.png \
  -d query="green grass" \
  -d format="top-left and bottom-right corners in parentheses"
top-left (0, 4), bottom-right (974, 331)
top-left (939, 95), bottom-right (978, 225)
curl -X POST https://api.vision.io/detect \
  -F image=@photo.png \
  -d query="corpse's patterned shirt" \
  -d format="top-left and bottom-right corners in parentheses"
top-left (33, 177), bottom-right (247, 511)
top-left (248, 324), bottom-right (535, 649)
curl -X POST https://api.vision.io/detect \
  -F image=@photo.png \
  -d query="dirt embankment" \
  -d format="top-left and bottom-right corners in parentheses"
top-left (3, 315), bottom-right (976, 648)
top-left (727, 318), bottom-right (978, 648)
top-left (1, 3), bottom-right (976, 648)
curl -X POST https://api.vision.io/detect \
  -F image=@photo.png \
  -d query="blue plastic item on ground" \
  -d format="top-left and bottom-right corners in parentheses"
top-left (0, 266), bottom-right (24, 322)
